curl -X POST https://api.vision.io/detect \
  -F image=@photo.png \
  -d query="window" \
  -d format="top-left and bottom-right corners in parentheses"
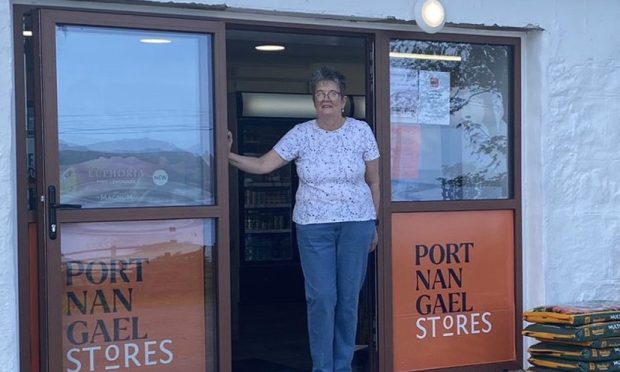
top-left (56, 26), bottom-right (215, 207)
top-left (389, 39), bottom-right (513, 201)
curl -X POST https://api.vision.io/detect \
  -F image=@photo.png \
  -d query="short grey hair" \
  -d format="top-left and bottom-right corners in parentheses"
top-left (310, 67), bottom-right (347, 95)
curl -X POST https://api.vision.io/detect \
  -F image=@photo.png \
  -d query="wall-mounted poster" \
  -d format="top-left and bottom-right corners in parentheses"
top-left (392, 211), bottom-right (516, 371)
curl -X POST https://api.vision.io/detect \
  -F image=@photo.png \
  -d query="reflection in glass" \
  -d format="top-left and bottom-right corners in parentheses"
top-left (390, 40), bottom-right (513, 201)
top-left (56, 26), bottom-right (214, 207)
top-left (23, 14), bottom-right (37, 210)
top-left (61, 219), bottom-right (216, 371)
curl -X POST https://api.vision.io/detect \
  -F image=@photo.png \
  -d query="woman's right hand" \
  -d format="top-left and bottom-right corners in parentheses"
top-left (227, 130), bottom-right (233, 152)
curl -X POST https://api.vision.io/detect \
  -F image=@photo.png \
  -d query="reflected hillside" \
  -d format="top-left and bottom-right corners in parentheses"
top-left (59, 140), bottom-right (214, 207)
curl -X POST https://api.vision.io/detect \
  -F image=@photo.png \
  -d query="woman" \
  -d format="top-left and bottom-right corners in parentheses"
top-left (228, 67), bottom-right (380, 372)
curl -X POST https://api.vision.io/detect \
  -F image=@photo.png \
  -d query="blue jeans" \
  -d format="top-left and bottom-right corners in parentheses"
top-left (296, 220), bottom-right (375, 372)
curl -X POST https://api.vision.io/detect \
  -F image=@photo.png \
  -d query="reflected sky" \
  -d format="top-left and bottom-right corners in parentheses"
top-left (56, 26), bottom-right (213, 154)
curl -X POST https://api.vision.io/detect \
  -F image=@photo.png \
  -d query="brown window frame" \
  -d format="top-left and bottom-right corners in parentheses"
top-left (375, 30), bottom-right (522, 372)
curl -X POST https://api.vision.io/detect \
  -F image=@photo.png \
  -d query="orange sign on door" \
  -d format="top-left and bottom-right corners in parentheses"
top-left (392, 211), bottom-right (516, 371)
top-left (61, 221), bottom-right (209, 372)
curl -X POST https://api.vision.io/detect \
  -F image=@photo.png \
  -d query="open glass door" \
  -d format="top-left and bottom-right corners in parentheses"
top-left (38, 10), bottom-right (229, 372)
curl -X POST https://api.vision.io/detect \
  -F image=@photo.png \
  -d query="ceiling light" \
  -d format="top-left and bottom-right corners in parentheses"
top-left (389, 52), bottom-right (461, 62)
top-left (140, 38), bottom-right (172, 44)
top-left (414, 0), bottom-right (446, 34)
top-left (23, 30), bottom-right (32, 37)
top-left (255, 44), bottom-right (285, 52)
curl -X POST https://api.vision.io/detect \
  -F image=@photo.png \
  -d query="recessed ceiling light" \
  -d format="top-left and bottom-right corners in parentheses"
top-left (23, 30), bottom-right (33, 37)
top-left (140, 38), bottom-right (172, 44)
top-left (255, 44), bottom-right (285, 52)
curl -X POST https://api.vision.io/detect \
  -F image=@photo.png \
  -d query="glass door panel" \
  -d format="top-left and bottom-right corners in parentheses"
top-left (56, 26), bottom-right (214, 208)
top-left (62, 219), bottom-right (216, 372)
top-left (39, 10), bottom-right (228, 372)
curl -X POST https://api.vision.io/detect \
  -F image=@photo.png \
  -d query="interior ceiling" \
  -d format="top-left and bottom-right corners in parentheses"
top-left (226, 29), bottom-right (366, 66)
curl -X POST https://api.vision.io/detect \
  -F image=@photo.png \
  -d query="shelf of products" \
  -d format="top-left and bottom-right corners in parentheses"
top-left (244, 189), bottom-right (291, 207)
top-left (245, 210), bottom-right (290, 231)
top-left (238, 119), bottom-right (297, 263)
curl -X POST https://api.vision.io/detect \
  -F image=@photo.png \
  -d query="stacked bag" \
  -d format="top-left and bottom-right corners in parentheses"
top-left (523, 301), bottom-right (620, 372)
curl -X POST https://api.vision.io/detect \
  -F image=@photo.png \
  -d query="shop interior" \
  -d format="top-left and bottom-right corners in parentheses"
top-left (226, 28), bottom-right (373, 371)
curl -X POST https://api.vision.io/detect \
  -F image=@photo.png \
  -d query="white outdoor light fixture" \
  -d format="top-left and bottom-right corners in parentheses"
top-left (414, 0), bottom-right (446, 34)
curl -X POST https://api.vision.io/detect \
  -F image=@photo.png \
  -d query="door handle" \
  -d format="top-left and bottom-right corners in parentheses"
top-left (47, 185), bottom-right (82, 240)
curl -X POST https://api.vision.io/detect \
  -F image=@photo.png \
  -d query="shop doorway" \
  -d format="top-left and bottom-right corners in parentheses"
top-left (226, 28), bottom-right (376, 371)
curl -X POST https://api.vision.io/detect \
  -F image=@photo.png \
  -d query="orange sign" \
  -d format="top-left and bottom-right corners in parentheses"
top-left (392, 211), bottom-right (516, 371)
top-left (61, 222), bottom-right (208, 372)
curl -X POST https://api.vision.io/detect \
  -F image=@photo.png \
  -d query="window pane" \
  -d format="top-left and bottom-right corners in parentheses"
top-left (390, 40), bottom-right (513, 201)
top-left (60, 219), bottom-right (216, 371)
top-left (56, 26), bottom-right (214, 207)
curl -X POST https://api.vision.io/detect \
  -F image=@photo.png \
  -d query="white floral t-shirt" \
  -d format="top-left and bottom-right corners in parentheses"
top-left (273, 117), bottom-right (380, 225)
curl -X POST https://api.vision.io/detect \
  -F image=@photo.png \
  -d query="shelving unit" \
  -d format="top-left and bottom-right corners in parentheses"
top-left (236, 116), bottom-right (304, 304)
top-left (240, 132), bottom-right (294, 262)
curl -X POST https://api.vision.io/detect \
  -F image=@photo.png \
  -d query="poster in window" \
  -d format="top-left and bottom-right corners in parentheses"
top-left (390, 67), bottom-right (419, 125)
top-left (390, 67), bottom-right (422, 181)
top-left (418, 70), bottom-right (450, 126)
top-left (392, 211), bottom-right (516, 371)
top-left (61, 220), bottom-right (211, 372)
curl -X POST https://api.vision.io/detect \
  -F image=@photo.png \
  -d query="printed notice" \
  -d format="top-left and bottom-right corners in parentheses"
top-left (390, 67), bottom-right (420, 125)
top-left (418, 70), bottom-right (450, 126)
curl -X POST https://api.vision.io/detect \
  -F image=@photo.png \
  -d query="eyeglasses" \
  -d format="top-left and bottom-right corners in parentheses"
top-left (314, 90), bottom-right (341, 100)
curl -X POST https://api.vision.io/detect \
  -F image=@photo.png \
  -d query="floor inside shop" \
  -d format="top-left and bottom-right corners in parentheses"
top-left (232, 303), bottom-right (309, 371)
top-left (232, 302), bottom-right (370, 372)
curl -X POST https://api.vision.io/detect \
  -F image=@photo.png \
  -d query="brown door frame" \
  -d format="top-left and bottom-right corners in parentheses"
top-left (225, 22), bottom-right (380, 371)
top-left (14, 5), bottom-right (43, 372)
top-left (35, 9), bottom-right (230, 372)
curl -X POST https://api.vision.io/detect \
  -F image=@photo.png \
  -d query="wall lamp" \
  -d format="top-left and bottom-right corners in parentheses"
top-left (414, 0), bottom-right (446, 34)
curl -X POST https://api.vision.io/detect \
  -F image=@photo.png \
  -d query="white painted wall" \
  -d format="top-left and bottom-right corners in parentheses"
top-left (443, 0), bottom-right (620, 305)
top-left (1, 0), bottom-right (619, 369)
top-left (0, 0), bottom-right (19, 370)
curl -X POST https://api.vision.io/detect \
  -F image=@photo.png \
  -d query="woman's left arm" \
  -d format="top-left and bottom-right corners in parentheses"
top-left (365, 158), bottom-right (380, 215)
top-left (365, 158), bottom-right (380, 251)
